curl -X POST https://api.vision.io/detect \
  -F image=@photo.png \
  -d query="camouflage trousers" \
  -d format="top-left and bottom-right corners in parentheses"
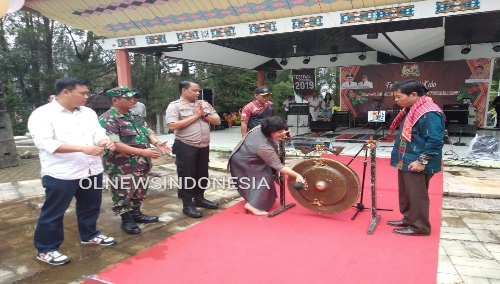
top-left (108, 171), bottom-right (149, 215)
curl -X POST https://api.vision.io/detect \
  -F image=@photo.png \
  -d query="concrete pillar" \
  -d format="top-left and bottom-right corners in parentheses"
top-left (257, 70), bottom-right (265, 86)
top-left (115, 50), bottom-right (132, 87)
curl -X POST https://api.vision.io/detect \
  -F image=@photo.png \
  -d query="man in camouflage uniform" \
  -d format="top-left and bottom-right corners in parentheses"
top-left (99, 86), bottom-right (171, 234)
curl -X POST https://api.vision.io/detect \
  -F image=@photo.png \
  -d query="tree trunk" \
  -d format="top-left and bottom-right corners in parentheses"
top-left (0, 18), bottom-right (7, 52)
top-left (180, 60), bottom-right (190, 78)
top-left (43, 16), bottom-right (54, 72)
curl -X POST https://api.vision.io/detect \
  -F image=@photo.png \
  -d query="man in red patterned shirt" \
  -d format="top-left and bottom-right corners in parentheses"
top-left (240, 86), bottom-right (274, 137)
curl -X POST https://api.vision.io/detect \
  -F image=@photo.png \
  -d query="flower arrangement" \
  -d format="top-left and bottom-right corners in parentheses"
top-left (457, 83), bottom-right (481, 102)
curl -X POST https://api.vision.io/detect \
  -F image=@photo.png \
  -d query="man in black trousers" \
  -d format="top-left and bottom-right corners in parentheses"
top-left (165, 80), bottom-right (222, 218)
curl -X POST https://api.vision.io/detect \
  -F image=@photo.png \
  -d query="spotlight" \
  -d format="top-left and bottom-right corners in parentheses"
top-left (280, 58), bottom-right (288, 66)
top-left (330, 55), bottom-right (338, 62)
top-left (358, 53), bottom-right (366, 61)
top-left (461, 45), bottom-right (471, 55)
top-left (493, 45), bottom-right (500, 52)
top-left (303, 57), bottom-right (310, 64)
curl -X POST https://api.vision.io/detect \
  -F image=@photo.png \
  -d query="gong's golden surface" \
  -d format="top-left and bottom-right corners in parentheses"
top-left (287, 158), bottom-right (360, 214)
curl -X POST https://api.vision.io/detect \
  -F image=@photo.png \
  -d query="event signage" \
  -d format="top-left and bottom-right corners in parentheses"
top-left (340, 59), bottom-right (493, 127)
top-left (292, 68), bottom-right (316, 101)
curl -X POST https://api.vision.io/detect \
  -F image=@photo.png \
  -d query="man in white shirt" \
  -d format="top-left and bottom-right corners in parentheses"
top-left (358, 75), bottom-right (373, 88)
top-left (341, 74), bottom-right (358, 88)
top-left (28, 77), bottom-right (117, 266)
top-left (130, 91), bottom-right (146, 118)
top-left (307, 91), bottom-right (321, 122)
top-left (283, 95), bottom-right (295, 119)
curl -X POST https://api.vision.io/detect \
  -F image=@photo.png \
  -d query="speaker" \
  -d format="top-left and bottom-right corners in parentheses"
top-left (287, 115), bottom-right (309, 127)
top-left (443, 104), bottom-right (468, 111)
top-left (310, 121), bottom-right (335, 132)
top-left (448, 124), bottom-right (476, 137)
top-left (443, 110), bottom-right (468, 126)
top-left (0, 140), bottom-right (19, 168)
top-left (289, 103), bottom-right (309, 115)
top-left (0, 114), bottom-right (14, 142)
top-left (333, 113), bottom-right (350, 128)
top-left (201, 89), bottom-right (213, 106)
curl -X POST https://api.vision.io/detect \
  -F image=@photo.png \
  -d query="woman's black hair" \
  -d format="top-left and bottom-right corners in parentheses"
top-left (324, 93), bottom-right (332, 101)
top-left (261, 116), bottom-right (289, 138)
top-left (390, 79), bottom-right (428, 96)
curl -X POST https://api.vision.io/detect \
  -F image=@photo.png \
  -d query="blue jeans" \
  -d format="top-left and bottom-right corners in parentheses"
top-left (34, 173), bottom-right (103, 253)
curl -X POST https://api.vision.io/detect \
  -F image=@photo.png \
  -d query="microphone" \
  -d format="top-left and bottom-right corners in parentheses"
top-left (293, 182), bottom-right (304, 190)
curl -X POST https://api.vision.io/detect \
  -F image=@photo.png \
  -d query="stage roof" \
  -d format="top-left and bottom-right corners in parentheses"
top-left (24, 0), bottom-right (500, 70)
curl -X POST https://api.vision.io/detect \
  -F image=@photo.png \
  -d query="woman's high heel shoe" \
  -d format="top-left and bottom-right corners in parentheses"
top-left (244, 203), bottom-right (268, 216)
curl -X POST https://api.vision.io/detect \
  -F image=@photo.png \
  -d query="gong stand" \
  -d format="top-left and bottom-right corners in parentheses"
top-left (268, 138), bottom-right (296, 218)
top-left (367, 141), bottom-right (381, 235)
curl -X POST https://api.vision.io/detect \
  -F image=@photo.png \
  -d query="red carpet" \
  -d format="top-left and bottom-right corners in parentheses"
top-left (88, 157), bottom-right (442, 284)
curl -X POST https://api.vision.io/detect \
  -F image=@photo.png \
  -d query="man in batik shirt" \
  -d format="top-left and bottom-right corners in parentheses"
top-left (99, 86), bottom-right (171, 234)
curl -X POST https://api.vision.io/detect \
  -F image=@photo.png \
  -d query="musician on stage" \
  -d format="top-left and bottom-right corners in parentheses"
top-left (387, 79), bottom-right (445, 236)
top-left (228, 117), bottom-right (304, 215)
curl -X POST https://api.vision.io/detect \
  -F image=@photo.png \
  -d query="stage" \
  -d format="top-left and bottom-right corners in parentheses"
top-left (86, 157), bottom-right (443, 284)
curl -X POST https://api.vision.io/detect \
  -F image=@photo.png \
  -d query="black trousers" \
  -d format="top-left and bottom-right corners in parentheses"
top-left (398, 170), bottom-right (434, 233)
top-left (173, 140), bottom-right (210, 201)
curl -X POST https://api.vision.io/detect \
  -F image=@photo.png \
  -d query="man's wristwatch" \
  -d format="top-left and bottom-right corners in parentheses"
top-left (153, 141), bottom-right (161, 146)
top-left (204, 113), bottom-right (210, 117)
top-left (416, 157), bottom-right (428, 165)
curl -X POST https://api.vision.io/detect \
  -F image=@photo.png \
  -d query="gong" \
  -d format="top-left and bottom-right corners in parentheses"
top-left (287, 158), bottom-right (360, 214)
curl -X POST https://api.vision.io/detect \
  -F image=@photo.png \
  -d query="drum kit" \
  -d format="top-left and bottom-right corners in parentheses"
top-left (268, 137), bottom-right (392, 235)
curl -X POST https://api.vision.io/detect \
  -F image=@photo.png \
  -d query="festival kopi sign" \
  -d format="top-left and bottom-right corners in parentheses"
top-left (340, 59), bottom-right (493, 127)
top-left (292, 68), bottom-right (316, 101)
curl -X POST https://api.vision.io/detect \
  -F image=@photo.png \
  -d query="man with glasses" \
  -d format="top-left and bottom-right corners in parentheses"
top-left (99, 86), bottom-right (171, 234)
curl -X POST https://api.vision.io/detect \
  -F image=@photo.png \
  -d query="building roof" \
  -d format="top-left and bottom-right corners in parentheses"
top-left (24, 0), bottom-right (424, 38)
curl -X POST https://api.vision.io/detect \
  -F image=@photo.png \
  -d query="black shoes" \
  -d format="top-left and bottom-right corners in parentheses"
top-left (131, 208), bottom-right (159, 223)
top-left (182, 206), bottom-right (202, 218)
top-left (120, 212), bottom-right (141, 234)
top-left (387, 219), bottom-right (410, 227)
top-left (194, 198), bottom-right (219, 209)
top-left (392, 226), bottom-right (430, 236)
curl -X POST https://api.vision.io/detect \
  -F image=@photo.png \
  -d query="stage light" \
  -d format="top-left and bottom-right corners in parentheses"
top-left (358, 53), bottom-right (366, 60)
top-left (303, 57), bottom-right (310, 64)
top-left (280, 58), bottom-right (288, 66)
top-left (330, 55), bottom-right (338, 62)
top-left (493, 45), bottom-right (500, 52)
top-left (461, 45), bottom-right (471, 55)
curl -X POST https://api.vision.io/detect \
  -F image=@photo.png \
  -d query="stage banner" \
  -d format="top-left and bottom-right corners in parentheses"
top-left (292, 69), bottom-right (316, 103)
top-left (340, 59), bottom-right (493, 127)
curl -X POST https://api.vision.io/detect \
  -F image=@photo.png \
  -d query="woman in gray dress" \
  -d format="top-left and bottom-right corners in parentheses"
top-left (228, 117), bottom-right (305, 215)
